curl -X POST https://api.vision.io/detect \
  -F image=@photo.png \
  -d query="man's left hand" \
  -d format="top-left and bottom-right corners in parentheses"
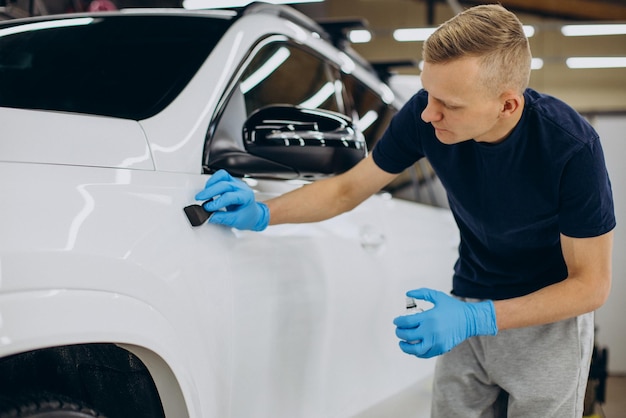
top-left (393, 288), bottom-right (498, 358)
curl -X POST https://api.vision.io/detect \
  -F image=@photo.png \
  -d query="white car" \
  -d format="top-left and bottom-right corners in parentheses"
top-left (0, 4), bottom-right (458, 418)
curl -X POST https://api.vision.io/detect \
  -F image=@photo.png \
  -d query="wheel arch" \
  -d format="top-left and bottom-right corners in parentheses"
top-left (0, 290), bottom-right (194, 418)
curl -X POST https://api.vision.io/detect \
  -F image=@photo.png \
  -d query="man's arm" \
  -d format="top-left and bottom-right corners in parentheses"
top-left (494, 230), bottom-right (614, 330)
top-left (195, 154), bottom-right (399, 229)
top-left (394, 230), bottom-right (613, 358)
top-left (265, 154), bottom-right (398, 225)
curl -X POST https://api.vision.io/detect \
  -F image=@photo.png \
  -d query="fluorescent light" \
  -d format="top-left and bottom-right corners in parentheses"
top-left (393, 25), bottom-right (534, 42)
top-left (0, 17), bottom-right (94, 37)
top-left (393, 27), bottom-right (437, 42)
top-left (523, 25), bottom-right (535, 38)
top-left (561, 24), bottom-right (626, 37)
top-left (348, 29), bottom-right (372, 44)
top-left (566, 57), bottom-right (626, 69)
top-left (184, 0), bottom-right (322, 9)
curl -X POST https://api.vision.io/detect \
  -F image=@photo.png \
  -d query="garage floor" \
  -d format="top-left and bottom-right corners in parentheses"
top-left (599, 375), bottom-right (626, 418)
top-left (353, 375), bottom-right (626, 417)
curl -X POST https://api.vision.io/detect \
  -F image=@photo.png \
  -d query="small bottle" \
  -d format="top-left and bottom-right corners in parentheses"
top-left (405, 297), bottom-right (423, 315)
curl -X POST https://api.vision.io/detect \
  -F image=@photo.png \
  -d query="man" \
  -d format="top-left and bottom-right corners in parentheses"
top-left (195, 4), bottom-right (615, 417)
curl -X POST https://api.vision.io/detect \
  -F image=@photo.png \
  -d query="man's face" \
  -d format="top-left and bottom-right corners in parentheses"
top-left (420, 57), bottom-right (506, 144)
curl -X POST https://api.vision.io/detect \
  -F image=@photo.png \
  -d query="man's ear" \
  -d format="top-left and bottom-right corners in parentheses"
top-left (500, 91), bottom-right (523, 117)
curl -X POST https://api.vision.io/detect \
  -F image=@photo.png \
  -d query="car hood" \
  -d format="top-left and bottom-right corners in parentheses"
top-left (0, 107), bottom-right (154, 170)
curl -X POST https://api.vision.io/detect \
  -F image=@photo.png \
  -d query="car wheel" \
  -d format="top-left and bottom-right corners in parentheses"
top-left (0, 393), bottom-right (105, 418)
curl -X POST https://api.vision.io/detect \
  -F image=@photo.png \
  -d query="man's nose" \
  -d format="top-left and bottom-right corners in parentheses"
top-left (421, 101), bottom-right (442, 123)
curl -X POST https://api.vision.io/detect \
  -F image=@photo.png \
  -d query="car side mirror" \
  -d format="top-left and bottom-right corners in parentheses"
top-left (242, 105), bottom-right (367, 179)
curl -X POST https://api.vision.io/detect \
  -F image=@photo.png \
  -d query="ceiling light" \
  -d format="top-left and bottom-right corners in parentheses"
top-left (523, 25), bottom-right (535, 37)
top-left (393, 27), bottom-right (437, 42)
top-left (183, 0), bottom-right (322, 10)
top-left (561, 24), bottom-right (626, 37)
top-left (348, 29), bottom-right (372, 44)
top-left (393, 25), bottom-right (534, 42)
top-left (531, 58), bottom-right (543, 70)
top-left (566, 57), bottom-right (626, 69)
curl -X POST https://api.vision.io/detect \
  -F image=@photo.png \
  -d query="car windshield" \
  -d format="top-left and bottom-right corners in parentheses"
top-left (0, 14), bottom-right (233, 119)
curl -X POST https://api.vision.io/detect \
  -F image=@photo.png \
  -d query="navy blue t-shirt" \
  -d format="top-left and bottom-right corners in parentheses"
top-left (373, 88), bottom-right (616, 300)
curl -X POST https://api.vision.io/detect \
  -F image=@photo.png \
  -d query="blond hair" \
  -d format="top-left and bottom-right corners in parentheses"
top-left (423, 4), bottom-right (531, 95)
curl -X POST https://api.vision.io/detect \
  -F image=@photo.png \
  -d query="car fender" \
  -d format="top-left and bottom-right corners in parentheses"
top-left (0, 163), bottom-right (236, 417)
top-left (0, 288), bottom-right (206, 418)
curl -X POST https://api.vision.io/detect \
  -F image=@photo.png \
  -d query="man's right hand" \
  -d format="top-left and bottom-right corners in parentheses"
top-left (195, 170), bottom-right (270, 231)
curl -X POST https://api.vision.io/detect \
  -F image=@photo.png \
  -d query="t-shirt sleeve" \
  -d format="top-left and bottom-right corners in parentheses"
top-left (559, 137), bottom-right (616, 238)
top-left (372, 92), bottom-right (426, 174)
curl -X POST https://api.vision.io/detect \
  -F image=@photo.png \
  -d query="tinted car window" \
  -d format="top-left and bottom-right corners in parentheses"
top-left (240, 41), bottom-right (342, 115)
top-left (0, 15), bottom-right (232, 119)
top-left (206, 40), bottom-right (344, 173)
top-left (342, 72), bottom-right (396, 151)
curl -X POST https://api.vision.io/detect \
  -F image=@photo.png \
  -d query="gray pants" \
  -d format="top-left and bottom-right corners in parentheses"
top-left (431, 312), bottom-right (594, 418)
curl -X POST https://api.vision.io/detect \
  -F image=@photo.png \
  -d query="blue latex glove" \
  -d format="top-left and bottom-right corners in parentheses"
top-left (195, 169), bottom-right (270, 231)
top-left (393, 288), bottom-right (497, 358)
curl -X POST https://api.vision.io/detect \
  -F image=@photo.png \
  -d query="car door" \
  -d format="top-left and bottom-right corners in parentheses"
top-left (203, 37), bottom-right (459, 417)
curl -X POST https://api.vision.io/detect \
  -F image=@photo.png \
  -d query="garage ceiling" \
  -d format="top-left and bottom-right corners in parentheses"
top-left (296, 0), bottom-right (626, 113)
top-left (483, 0), bottom-right (626, 21)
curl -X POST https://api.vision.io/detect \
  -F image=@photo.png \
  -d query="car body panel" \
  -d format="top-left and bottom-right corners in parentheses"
top-left (0, 160), bottom-right (458, 417)
top-left (0, 108), bottom-right (153, 170)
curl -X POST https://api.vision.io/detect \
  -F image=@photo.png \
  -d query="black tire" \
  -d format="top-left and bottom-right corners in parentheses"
top-left (0, 393), bottom-right (106, 418)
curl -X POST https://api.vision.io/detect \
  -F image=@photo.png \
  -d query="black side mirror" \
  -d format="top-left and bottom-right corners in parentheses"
top-left (242, 105), bottom-right (367, 178)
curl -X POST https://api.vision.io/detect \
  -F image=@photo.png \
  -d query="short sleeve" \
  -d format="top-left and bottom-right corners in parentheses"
top-left (372, 92), bottom-right (426, 174)
top-left (559, 138), bottom-right (616, 238)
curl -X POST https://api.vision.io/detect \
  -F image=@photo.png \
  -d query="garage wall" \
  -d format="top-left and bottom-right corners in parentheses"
top-left (592, 114), bottom-right (626, 374)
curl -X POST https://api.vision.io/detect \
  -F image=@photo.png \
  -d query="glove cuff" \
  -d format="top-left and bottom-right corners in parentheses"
top-left (470, 300), bottom-right (498, 337)
top-left (252, 202), bottom-right (270, 231)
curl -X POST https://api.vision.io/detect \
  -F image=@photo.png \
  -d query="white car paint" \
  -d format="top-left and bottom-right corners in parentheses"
top-left (1, 108), bottom-right (153, 170)
top-left (0, 155), bottom-right (458, 417)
